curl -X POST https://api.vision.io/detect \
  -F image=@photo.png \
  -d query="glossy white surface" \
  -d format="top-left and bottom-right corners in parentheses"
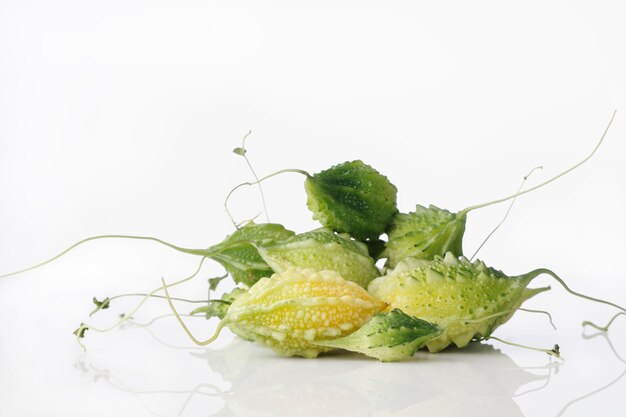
top-left (1, 1), bottom-right (626, 416)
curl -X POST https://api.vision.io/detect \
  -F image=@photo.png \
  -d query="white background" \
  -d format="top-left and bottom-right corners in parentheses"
top-left (1, 1), bottom-right (625, 416)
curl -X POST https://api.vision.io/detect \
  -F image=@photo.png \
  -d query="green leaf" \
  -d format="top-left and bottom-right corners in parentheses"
top-left (89, 296), bottom-right (111, 316)
top-left (93, 296), bottom-right (110, 309)
top-left (313, 309), bottom-right (442, 361)
top-left (208, 222), bottom-right (295, 287)
top-left (257, 228), bottom-right (380, 288)
top-left (208, 274), bottom-right (227, 291)
top-left (191, 288), bottom-right (246, 320)
top-left (73, 323), bottom-right (88, 338)
top-left (304, 160), bottom-right (398, 241)
top-left (190, 301), bottom-right (227, 319)
top-left (233, 147), bottom-right (247, 156)
top-left (382, 205), bottom-right (467, 267)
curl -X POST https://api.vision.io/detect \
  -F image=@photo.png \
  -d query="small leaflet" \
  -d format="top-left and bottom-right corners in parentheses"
top-left (89, 296), bottom-right (111, 317)
top-left (73, 323), bottom-right (88, 338)
top-left (191, 287), bottom-right (246, 320)
top-left (208, 274), bottom-right (227, 291)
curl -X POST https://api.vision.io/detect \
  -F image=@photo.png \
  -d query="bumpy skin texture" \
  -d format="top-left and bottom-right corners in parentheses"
top-left (304, 160), bottom-right (398, 241)
top-left (368, 253), bottom-right (548, 352)
top-left (257, 228), bottom-right (380, 288)
top-left (208, 222), bottom-right (295, 287)
top-left (382, 205), bottom-right (467, 268)
top-left (314, 308), bottom-right (442, 362)
top-left (224, 269), bottom-right (387, 358)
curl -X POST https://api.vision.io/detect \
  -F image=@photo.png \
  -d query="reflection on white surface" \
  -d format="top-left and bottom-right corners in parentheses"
top-left (553, 332), bottom-right (626, 417)
top-left (67, 317), bottom-right (626, 417)
top-left (73, 332), bottom-right (551, 417)
top-left (201, 341), bottom-right (542, 417)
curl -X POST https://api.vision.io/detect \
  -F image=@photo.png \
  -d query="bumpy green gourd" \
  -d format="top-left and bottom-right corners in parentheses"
top-left (314, 308), bottom-right (442, 361)
top-left (208, 222), bottom-right (295, 287)
top-left (304, 160), bottom-right (398, 241)
top-left (382, 205), bottom-right (467, 268)
top-left (368, 253), bottom-right (549, 352)
top-left (257, 228), bottom-right (380, 288)
top-left (223, 269), bottom-right (387, 358)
